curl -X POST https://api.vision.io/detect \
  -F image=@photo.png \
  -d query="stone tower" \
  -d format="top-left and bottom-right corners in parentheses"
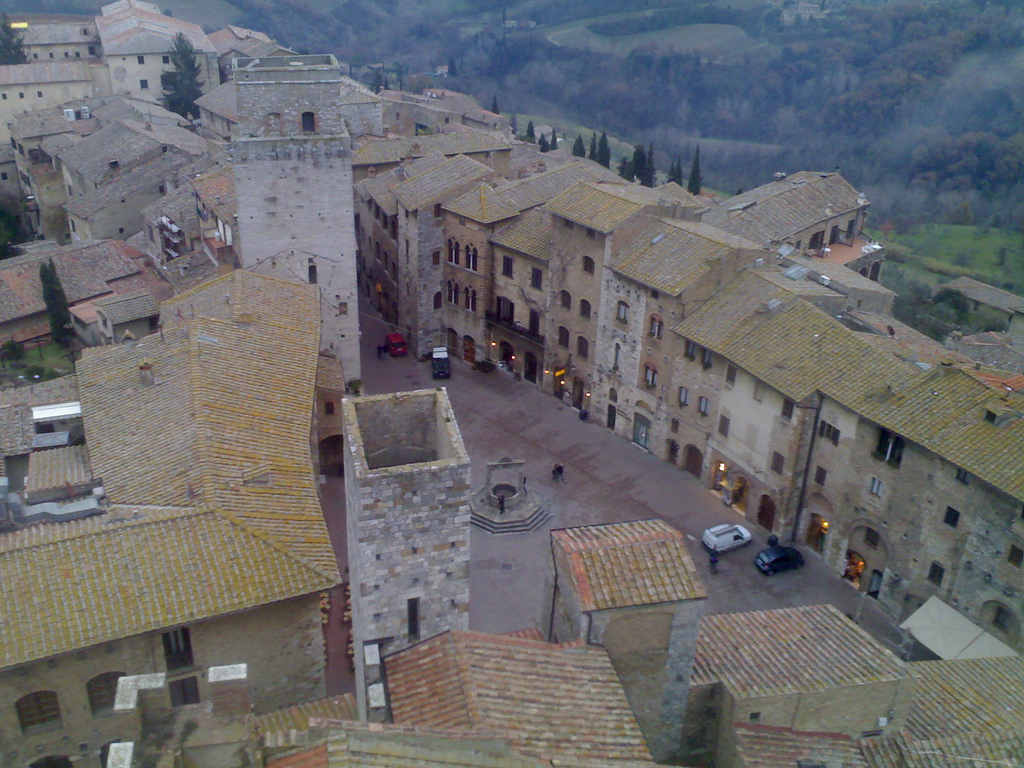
top-left (232, 54), bottom-right (381, 381)
top-left (341, 389), bottom-right (472, 718)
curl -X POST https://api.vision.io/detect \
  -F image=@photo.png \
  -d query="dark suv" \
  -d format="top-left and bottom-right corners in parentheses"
top-left (754, 546), bottom-right (804, 575)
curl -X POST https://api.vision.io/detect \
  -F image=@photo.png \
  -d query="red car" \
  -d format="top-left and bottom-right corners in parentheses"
top-left (385, 332), bottom-right (408, 356)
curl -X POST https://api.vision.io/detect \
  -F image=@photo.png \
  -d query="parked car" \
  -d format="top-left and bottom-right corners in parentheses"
top-left (701, 523), bottom-right (752, 553)
top-left (385, 332), bottom-right (408, 356)
top-left (754, 546), bottom-right (805, 575)
top-left (431, 346), bottom-right (450, 379)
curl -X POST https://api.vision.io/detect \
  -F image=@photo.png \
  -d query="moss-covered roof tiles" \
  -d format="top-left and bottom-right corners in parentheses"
top-left (490, 209), bottom-right (551, 262)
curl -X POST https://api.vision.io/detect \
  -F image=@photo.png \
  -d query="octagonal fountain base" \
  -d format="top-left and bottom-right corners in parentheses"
top-left (470, 458), bottom-right (550, 534)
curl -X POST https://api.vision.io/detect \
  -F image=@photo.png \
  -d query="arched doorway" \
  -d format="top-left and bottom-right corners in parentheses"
top-left (606, 404), bottom-right (617, 429)
top-left (446, 328), bottom-right (458, 351)
top-left (572, 377), bottom-right (585, 409)
top-left (846, 525), bottom-right (889, 596)
top-left (633, 414), bottom-right (651, 449)
top-left (757, 495), bottom-right (776, 531)
top-left (553, 367), bottom-right (566, 399)
top-left (499, 341), bottom-right (515, 369)
top-left (462, 335), bottom-right (476, 363)
top-left (806, 513), bottom-right (829, 552)
top-left (731, 475), bottom-right (749, 512)
top-left (683, 445), bottom-right (702, 478)
top-left (844, 550), bottom-right (866, 587)
top-left (980, 600), bottom-right (1021, 647)
top-left (318, 434), bottom-right (345, 476)
top-left (524, 352), bottom-right (539, 383)
top-left (667, 439), bottom-right (680, 463)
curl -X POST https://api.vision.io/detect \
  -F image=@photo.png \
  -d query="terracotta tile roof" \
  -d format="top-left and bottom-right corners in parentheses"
top-left (0, 239), bottom-right (143, 324)
top-left (701, 172), bottom-right (865, 246)
top-left (94, 288), bottom-right (158, 325)
top-left (938, 277), bottom-right (1024, 314)
top-left (733, 724), bottom-right (866, 768)
top-left (611, 218), bottom-right (761, 295)
top-left (0, 377), bottom-right (79, 458)
top-left (316, 353), bottom-right (346, 393)
top-left (267, 743), bottom-right (328, 768)
top-left (97, 1), bottom-right (217, 55)
top-left (861, 730), bottom-right (1024, 768)
top-left (394, 155), bottom-right (493, 212)
top-left (192, 165), bottom-right (236, 219)
top-left (21, 20), bottom-right (98, 46)
top-left (490, 209), bottom-right (551, 262)
top-left (79, 271), bottom-right (339, 575)
top-left (544, 181), bottom-right (651, 234)
top-left (24, 444), bottom-right (92, 497)
top-left (551, 519), bottom-right (705, 611)
top-left (353, 133), bottom-right (511, 167)
top-left (783, 255), bottom-right (896, 296)
top-left (64, 151), bottom-right (196, 218)
top-left (387, 630), bottom-right (653, 764)
top-left (355, 154), bottom-right (447, 216)
top-left (444, 183), bottom-right (521, 223)
top-left (755, 269), bottom-right (842, 298)
top-left (195, 81), bottom-right (238, 122)
top-left (257, 694), bottom-right (357, 743)
top-left (692, 604), bottom-right (905, 698)
top-left (0, 504), bottom-right (333, 669)
top-left (0, 60), bottom-right (92, 85)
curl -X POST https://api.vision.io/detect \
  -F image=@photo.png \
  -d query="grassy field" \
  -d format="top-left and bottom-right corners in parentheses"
top-left (875, 224), bottom-right (1024, 291)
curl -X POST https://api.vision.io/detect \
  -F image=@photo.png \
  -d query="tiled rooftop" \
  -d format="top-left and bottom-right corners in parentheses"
top-left (97, 0), bottom-right (217, 55)
top-left (24, 444), bottom-right (92, 497)
top-left (387, 630), bottom-right (653, 764)
top-left (257, 694), bottom-right (357, 745)
top-left (192, 165), bottom-right (237, 219)
top-left (0, 60), bottom-right (92, 85)
top-left (64, 151), bottom-right (197, 218)
top-left (94, 288), bottom-right (158, 325)
top-left (733, 725), bottom-right (866, 768)
top-left (551, 519), bottom-right (705, 611)
top-left (355, 154), bottom-right (447, 216)
top-left (353, 133), bottom-right (511, 167)
top-left (490, 209), bottom-right (551, 262)
top-left (691, 604), bottom-right (905, 698)
top-left (194, 80), bottom-right (238, 123)
top-left (939, 276), bottom-right (1024, 314)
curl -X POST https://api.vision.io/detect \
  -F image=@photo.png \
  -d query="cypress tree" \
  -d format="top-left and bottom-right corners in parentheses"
top-left (550, 128), bottom-right (558, 150)
top-left (525, 121), bottom-right (536, 143)
top-left (491, 95), bottom-right (499, 113)
top-left (162, 32), bottom-right (204, 119)
top-left (0, 14), bottom-right (27, 65)
top-left (448, 58), bottom-right (457, 76)
top-left (639, 141), bottom-right (656, 187)
top-left (510, 113), bottom-right (518, 134)
top-left (538, 134), bottom-right (549, 152)
top-left (40, 259), bottom-right (73, 347)
top-left (687, 145), bottom-right (702, 196)
top-left (572, 135), bottom-right (586, 157)
top-left (597, 132), bottom-right (611, 168)
top-left (617, 156), bottom-right (631, 179)
top-left (630, 144), bottom-right (646, 182)
top-left (589, 132), bottom-right (597, 161)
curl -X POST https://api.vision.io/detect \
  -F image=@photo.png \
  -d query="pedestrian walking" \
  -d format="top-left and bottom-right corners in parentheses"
top-left (498, 494), bottom-right (506, 515)
top-left (376, 344), bottom-right (385, 359)
top-left (709, 549), bottom-right (719, 575)
top-left (552, 464), bottom-right (565, 482)
top-left (522, 475), bottom-right (528, 494)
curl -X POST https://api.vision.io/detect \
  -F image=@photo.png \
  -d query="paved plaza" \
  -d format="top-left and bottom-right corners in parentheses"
top-left (334, 314), bottom-right (912, 665)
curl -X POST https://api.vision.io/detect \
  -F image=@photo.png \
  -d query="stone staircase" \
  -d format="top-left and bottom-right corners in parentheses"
top-left (471, 506), bottom-right (550, 534)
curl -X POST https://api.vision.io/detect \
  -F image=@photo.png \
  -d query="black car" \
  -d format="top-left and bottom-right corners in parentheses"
top-left (754, 545), bottom-right (804, 575)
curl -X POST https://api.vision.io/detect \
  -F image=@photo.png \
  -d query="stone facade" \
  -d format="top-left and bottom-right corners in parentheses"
top-left (341, 389), bottom-right (472, 718)
top-left (0, 594), bottom-right (324, 768)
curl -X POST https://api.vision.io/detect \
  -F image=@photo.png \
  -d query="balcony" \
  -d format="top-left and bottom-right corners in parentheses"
top-left (485, 311), bottom-right (545, 345)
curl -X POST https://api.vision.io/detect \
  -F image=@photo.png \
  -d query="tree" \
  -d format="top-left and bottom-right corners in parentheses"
top-left (491, 95), bottom-right (499, 113)
top-left (617, 156), bottom-right (631, 179)
top-left (667, 156), bottom-right (683, 185)
top-left (0, 14), bottom-right (27, 65)
top-left (0, 203), bottom-right (19, 259)
top-left (550, 128), bottom-right (558, 150)
top-left (597, 132), bottom-right (611, 168)
top-left (572, 135), bottom-right (586, 157)
top-left (162, 32), bottom-right (204, 119)
top-left (525, 121), bottom-right (536, 143)
top-left (589, 132), bottom-right (597, 161)
top-left (40, 260), bottom-right (73, 348)
top-left (538, 134), bottom-right (549, 152)
top-left (630, 144), bottom-right (646, 183)
top-left (510, 113), bottom-right (518, 134)
top-left (370, 69), bottom-right (384, 92)
top-left (447, 58), bottom-right (457, 76)
top-left (687, 145), bottom-right (702, 196)
top-left (638, 141), bottom-right (656, 187)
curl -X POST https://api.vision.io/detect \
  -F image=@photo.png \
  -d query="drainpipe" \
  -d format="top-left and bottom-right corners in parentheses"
top-left (790, 393), bottom-right (823, 543)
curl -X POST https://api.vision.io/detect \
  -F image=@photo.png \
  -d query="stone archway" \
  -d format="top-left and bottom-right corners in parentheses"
top-left (731, 475), bottom-right (749, 512)
top-left (757, 495), bottom-right (776, 532)
top-left (683, 445), bottom-right (702, 478)
top-left (318, 434), bottom-right (345, 476)
top-left (846, 524), bottom-right (889, 596)
top-left (462, 335), bottom-right (476, 363)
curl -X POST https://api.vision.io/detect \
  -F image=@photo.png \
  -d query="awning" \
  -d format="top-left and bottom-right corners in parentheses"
top-left (30, 402), bottom-right (82, 422)
top-left (900, 596), bottom-right (1018, 660)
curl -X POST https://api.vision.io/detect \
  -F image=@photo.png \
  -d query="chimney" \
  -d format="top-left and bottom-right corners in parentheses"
top-left (139, 362), bottom-right (154, 386)
top-left (208, 664), bottom-right (251, 717)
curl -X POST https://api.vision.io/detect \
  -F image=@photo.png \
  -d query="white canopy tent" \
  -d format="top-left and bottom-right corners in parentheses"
top-left (900, 596), bottom-right (1018, 660)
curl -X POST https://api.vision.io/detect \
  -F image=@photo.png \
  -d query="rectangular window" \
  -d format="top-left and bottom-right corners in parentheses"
top-left (814, 466), bottom-right (827, 485)
top-left (1009, 545), bottom-right (1024, 568)
top-left (818, 420), bottom-right (841, 445)
top-left (718, 415), bottom-right (730, 437)
top-left (701, 347), bottom-right (713, 370)
top-left (927, 562), bottom-right (945, 586)
top-left (140, 78), bottom-right (149, 90)
top-left (869, 477), bottom-right (883, 497)
top-left (684, 339), bottom-right (697, 360)
top-left (771, 451), bottom-right (785, 474)
top-left (670, 418), bottom-right (680, 433)
top-left (168, 676), bottom-right (200, 707)
top-left (781, 398), bottom-right (795, 420)
top-left (137, 55), bottom-right (145, 64)
top-left (617, 301), bottom-right (629, 322)
top-left (407, 597), bottom-right (420, 639)
top-left (874, 428), bottom-right (905, 467)
top-left (678, 386), bottom-right (689, 406)
top-left (955, 467), bottom-right (970, 485)
top-left (943, 506), bottom-right (960, 528)
top-left (501, 255), bottom-right (513, 277)
top-left (531, 267), bottom-right (542, 289)
top-left (698, 396), bottom-right (709, 416)
top-left (162, 54), bottom-right (170, 64)
top-left (725, 364), bottom-right (737, 386)
top-left (433, 203), bottom-right (442, 217)
top-left (162, 627), bottom-right (193, 670)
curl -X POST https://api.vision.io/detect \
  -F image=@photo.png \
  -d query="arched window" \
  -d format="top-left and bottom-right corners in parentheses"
top-left (446, 281), bottom-right (453, 302)
top-left (559, 290), bottom-right (572, 310)
top-left (433, 291), bottom-right (442, 309)
top-left (454, 283), bottom-right (461, 304)
top-left (447, 239), bottom-right (454, 261)
top-left (558, 326), bottom-right (569, 348)
top-left (609, 387), bottom-right (618, 403)
top-left (325, 401), bottom-right (335, 415)
top-left (307, 259), bottom-right (317, 285)
top-left (467, 247), bottom-right (478, 271)
top-left (301, 111), bottom-right (316, 133)
top-left (582, 256), bottom-right (595, 274)
top-left (464, 286), bottom-right (471, 308)
top-left (579, 299), bottom-right (591, 319)
top-left (453, 242), bottom-right (460, 265)
top-left (469, 290), bottom-right (477, 312)
top-left (16, 691), bottom-right (61, 733)
top-left (87, 672), bottom-right (125, 716)
top-left (644, 364), bottom-right (658, 388)
top-left (577, 336), bottom-right (589, 359)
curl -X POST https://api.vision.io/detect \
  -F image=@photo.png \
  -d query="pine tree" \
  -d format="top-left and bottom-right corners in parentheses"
top-left (630, 144), bottom-right (646, 182)
top-left (597, 132), bottom-right (611, 168)
top-left (639, 141), bottom-right (656, 187)
top-left (617, 156), bottom-right (631, 179)
top-left (162, 32), bottom-right (204, 119)
top-left (667, 157), bottom-right (683, 185)
top-left (572, 135), bottom-right (586, 157)
top-left (538, 134), bottom-right (549, 152)
top-left (510, 113), bottom-right (518, 134)
top-left (550, 128), bottom-right (558, 150)
top-left (0, 14), bottom-right (27, 65)
top-left (688, 145), bottom-right (702, 196)
top-left (525, 121), bottom-right (536, 143)
top-left (589, 132), bottom-right (597, 161)
top-left (491, 95), bottom-right (499, 113)
top-left (370, 69), bottom-right (383, 92)
top-left (40, 260), bottom-right (73, 347)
